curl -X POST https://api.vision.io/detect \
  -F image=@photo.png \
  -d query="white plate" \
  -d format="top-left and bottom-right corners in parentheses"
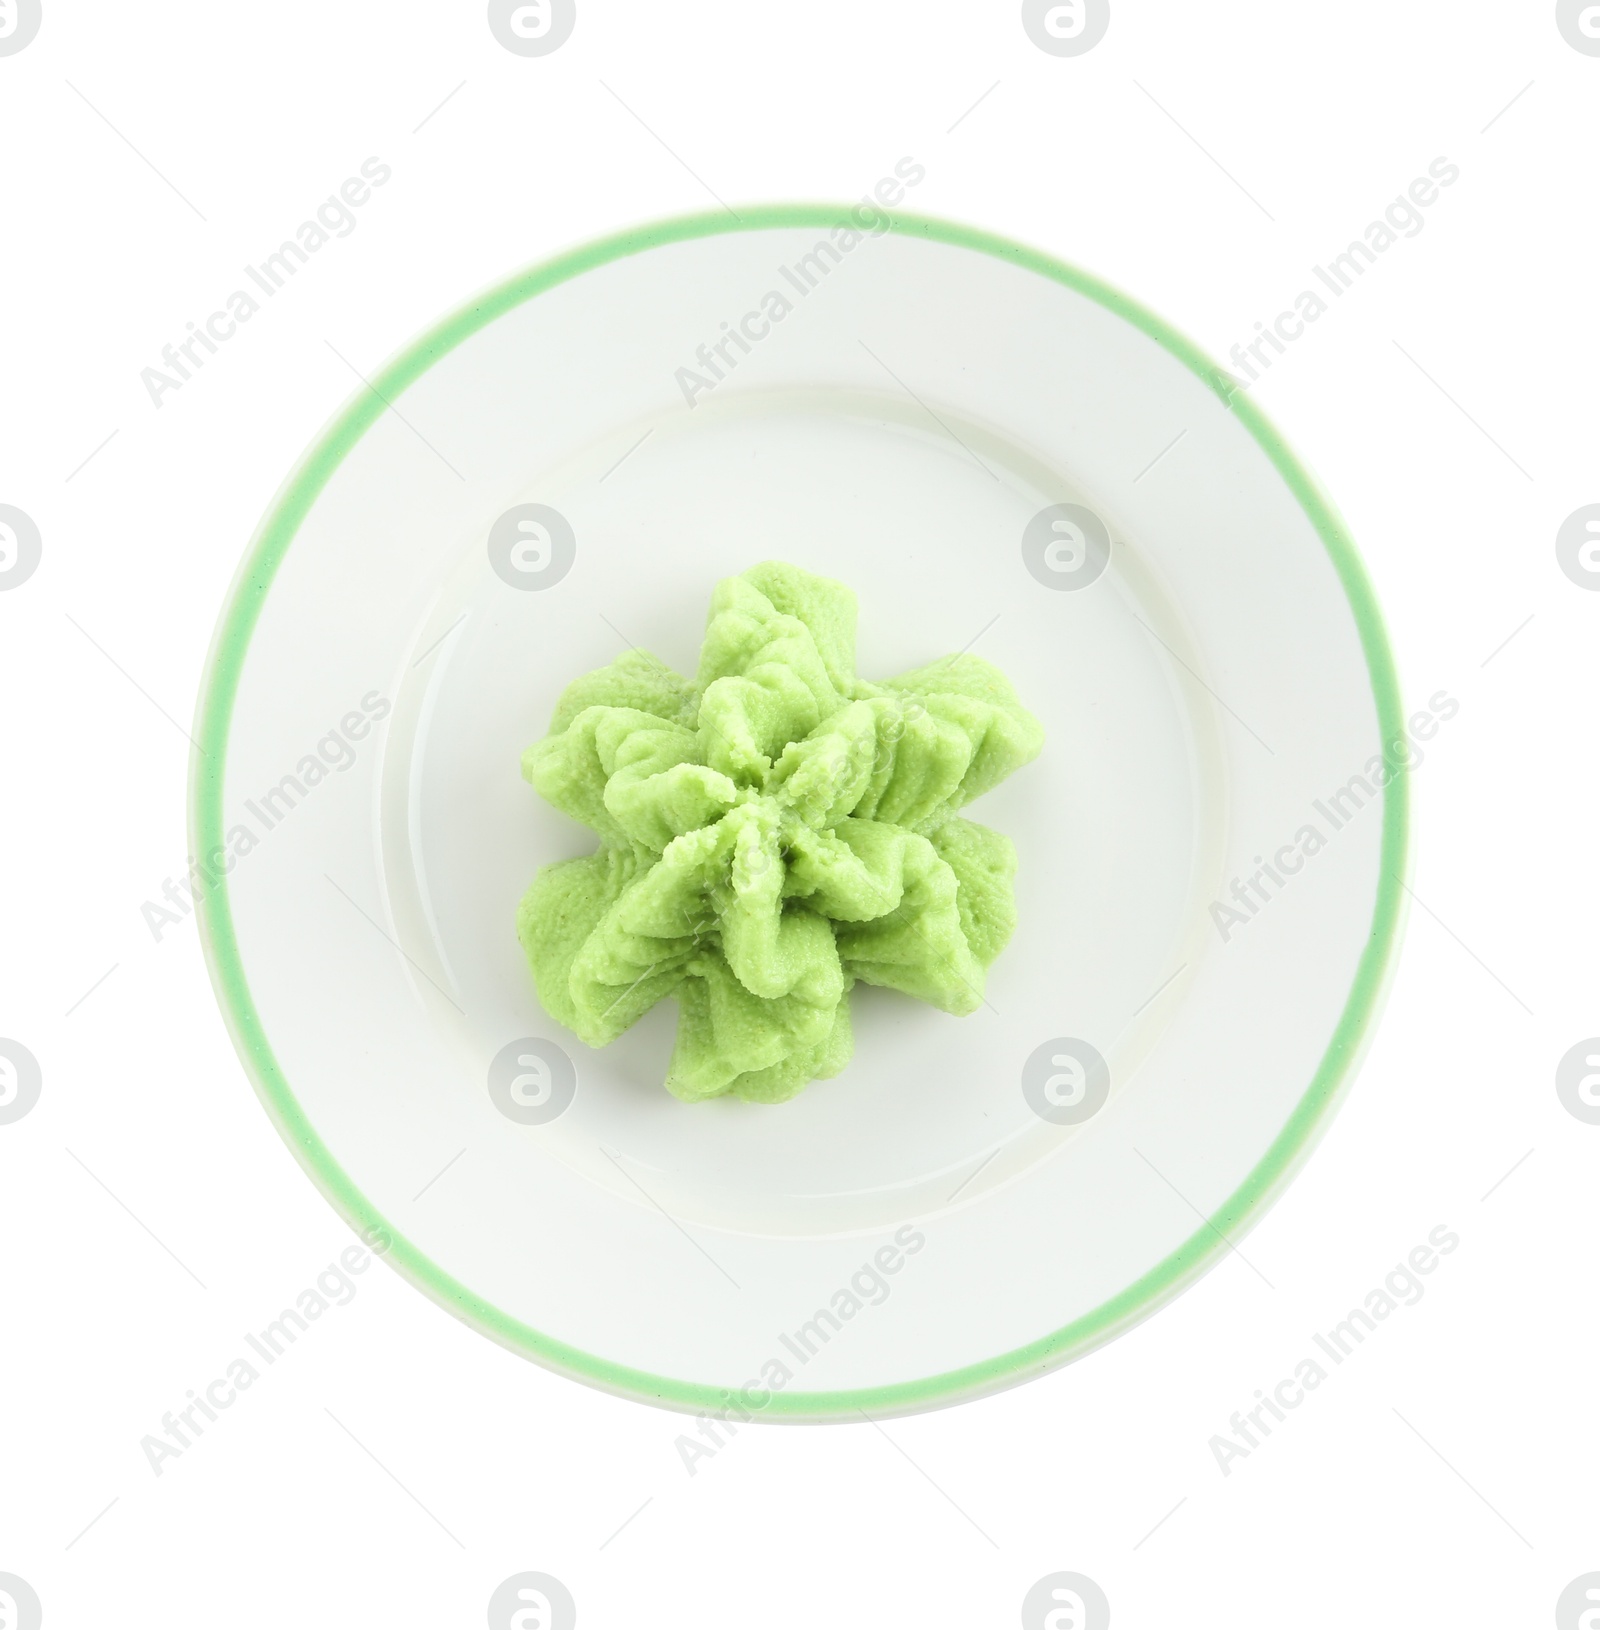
top-left (191, 208), bottom-right (1408, 1419)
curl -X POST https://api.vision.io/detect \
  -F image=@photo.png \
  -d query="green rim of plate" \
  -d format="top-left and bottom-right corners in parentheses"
top-left (190, 204), bottom-right (1409, 1421)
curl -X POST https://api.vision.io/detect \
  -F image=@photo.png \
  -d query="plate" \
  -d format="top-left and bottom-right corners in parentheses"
top-left (191, 207), bottom-right (1407, 1419)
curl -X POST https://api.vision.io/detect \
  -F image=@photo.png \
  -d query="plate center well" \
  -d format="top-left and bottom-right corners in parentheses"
top-left (381, 386), bottom-right (1224, 1237)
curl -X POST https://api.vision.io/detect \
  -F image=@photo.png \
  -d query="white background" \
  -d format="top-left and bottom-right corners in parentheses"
top-left (3, 2), bottom-right (1597, 1625)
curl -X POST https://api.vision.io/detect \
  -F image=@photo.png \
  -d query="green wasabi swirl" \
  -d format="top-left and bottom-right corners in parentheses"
top-left (517, 562), bottom-right (1044, 1103)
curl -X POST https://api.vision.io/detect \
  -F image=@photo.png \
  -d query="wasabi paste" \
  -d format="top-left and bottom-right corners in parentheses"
top-left (517, 562), bottom-right (1044, 1103)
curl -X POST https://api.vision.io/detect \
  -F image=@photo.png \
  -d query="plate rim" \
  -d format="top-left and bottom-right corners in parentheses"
top-left (188, 203), bottom-right (1410, 1421)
